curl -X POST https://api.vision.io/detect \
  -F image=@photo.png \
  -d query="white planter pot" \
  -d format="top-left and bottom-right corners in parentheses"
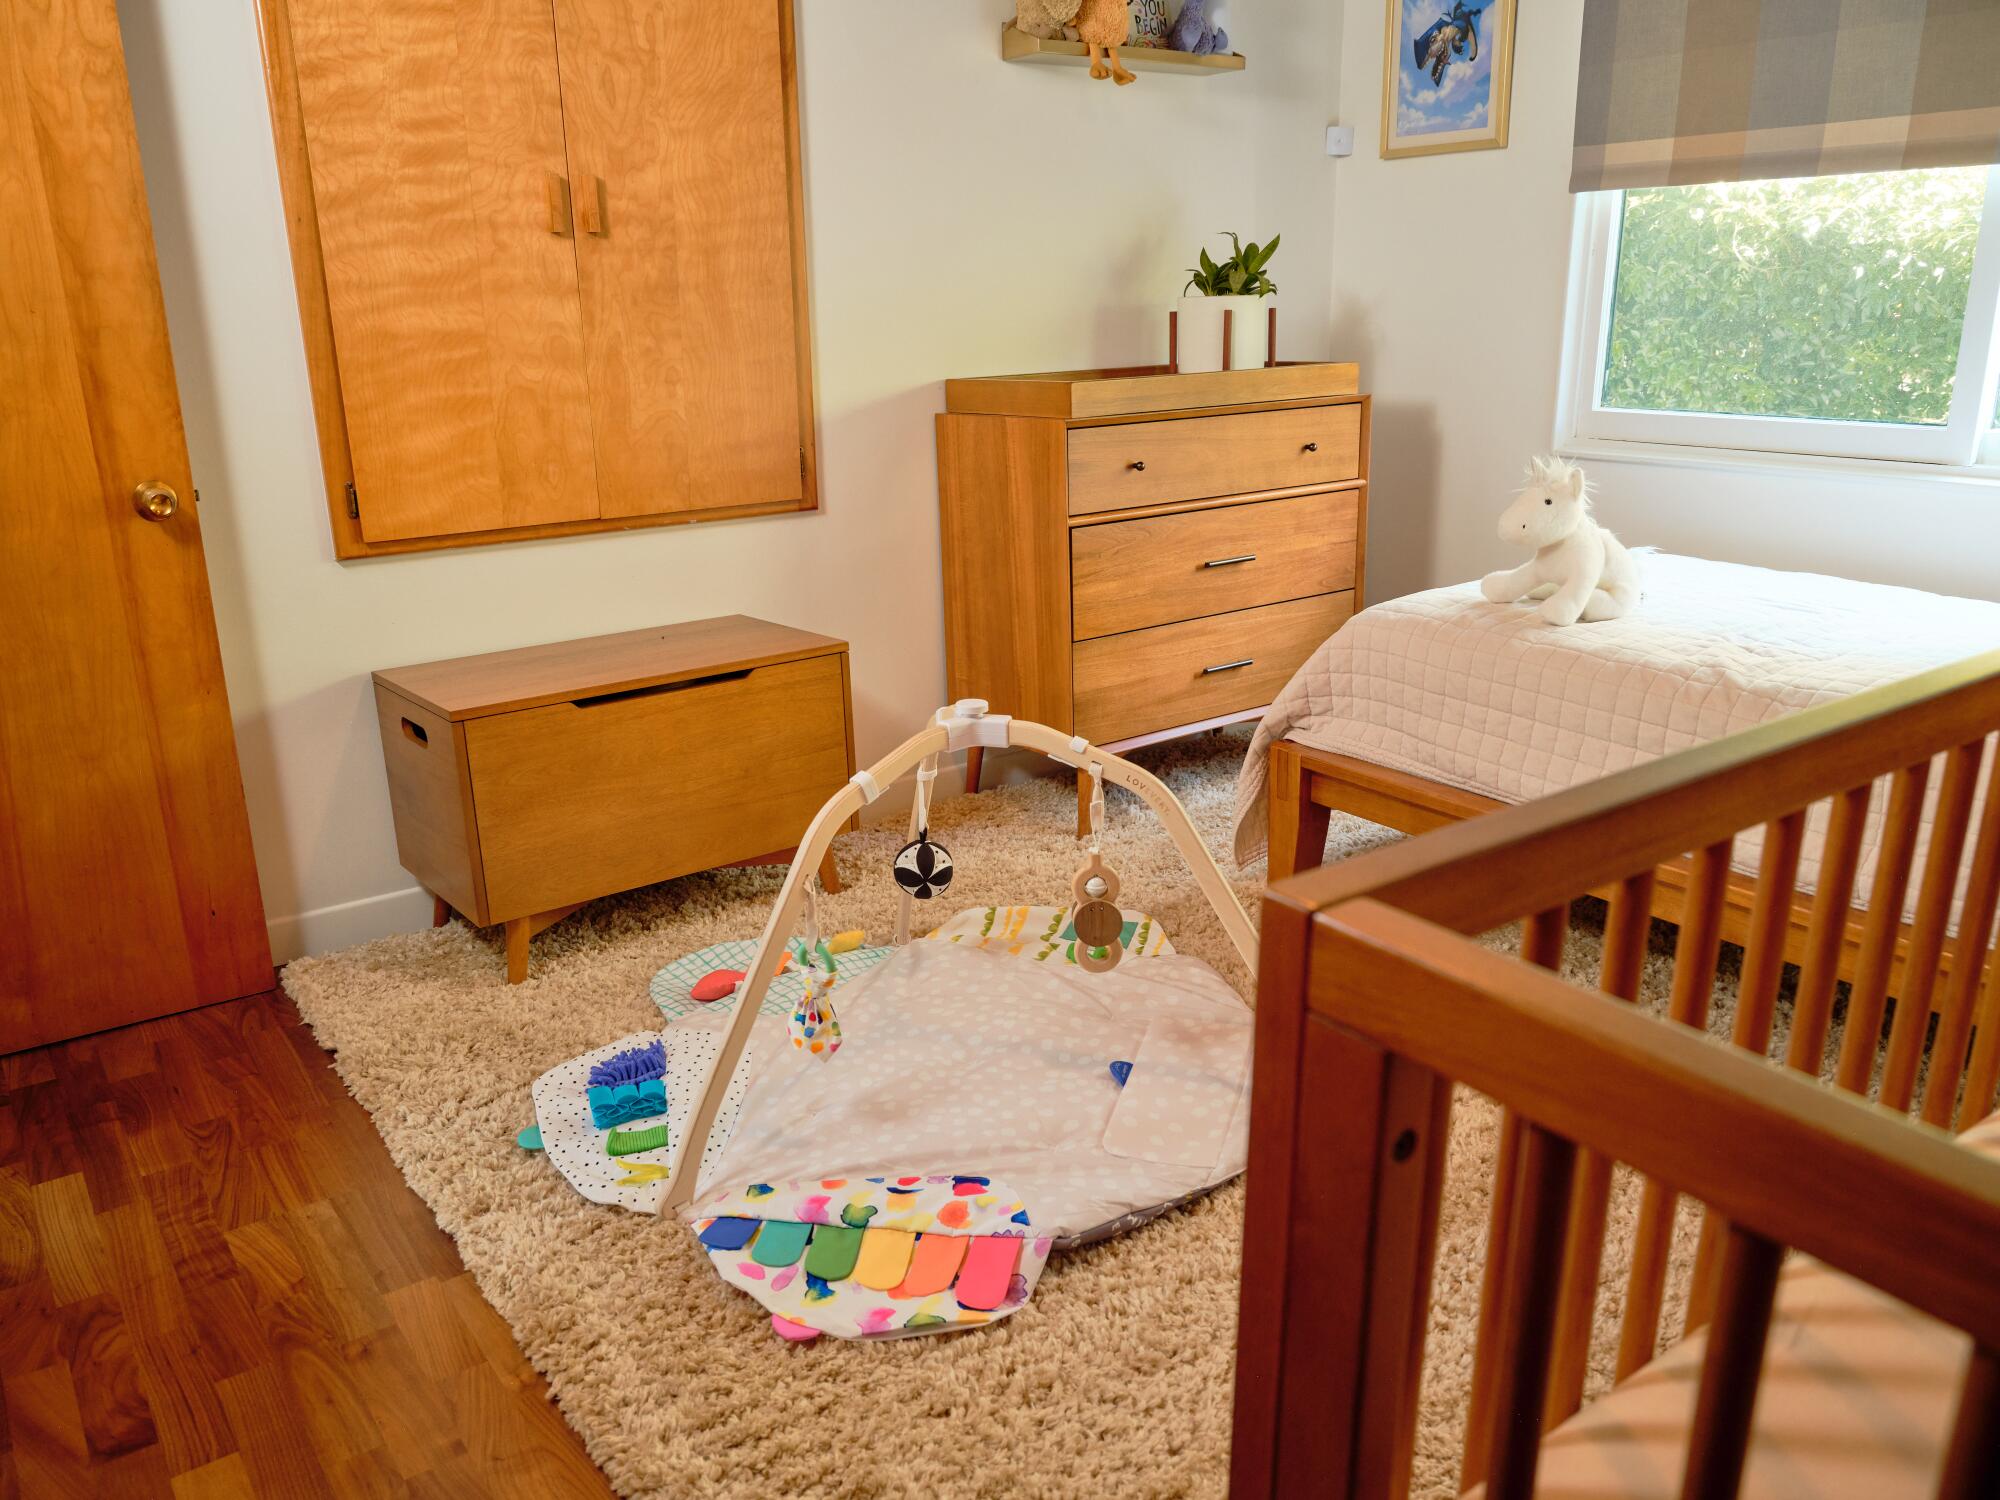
top-left (1176, 294), bottom-right (1271, 373)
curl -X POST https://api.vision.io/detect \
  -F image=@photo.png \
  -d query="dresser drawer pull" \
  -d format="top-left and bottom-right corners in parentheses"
top-left (1203, 554), bottom-right (1257, 569)
top-left (1303, 441), bottom-right (1319, 452)
top-left (1128, 460), bottom-right (1146, 471)
top-left (1202, 658), bottom-right (1254, 675)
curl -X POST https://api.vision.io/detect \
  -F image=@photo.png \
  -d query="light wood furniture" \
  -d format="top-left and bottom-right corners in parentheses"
top-left (1268, 737), bottom-right (1978, 1007)
top-left (372, 617), bottom-right (853, 983)
top-left (0, 0), bottom-right (270, 1053)
top-left (937, 363), bottom-right (1368, 832)
top-left (257, 0), bottom-right (816, 557)
top-left (999, 22), bottom-right (1246, 74)
top-left (1236, 649), bottom-right (2000, 1499)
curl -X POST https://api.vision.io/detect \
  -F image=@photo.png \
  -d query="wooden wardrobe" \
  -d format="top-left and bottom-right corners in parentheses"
top-left (258, 0), bottom-right (816, 557)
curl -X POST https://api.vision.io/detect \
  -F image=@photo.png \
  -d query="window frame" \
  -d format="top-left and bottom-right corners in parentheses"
top-left (1559, 166), bottom-right (2000, 470)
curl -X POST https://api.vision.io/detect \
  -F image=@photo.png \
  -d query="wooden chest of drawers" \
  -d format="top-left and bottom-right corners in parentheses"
top-left (936, 364), bottom-right (1367, 824)
top-left (373, 616), bottom-right (854, 981)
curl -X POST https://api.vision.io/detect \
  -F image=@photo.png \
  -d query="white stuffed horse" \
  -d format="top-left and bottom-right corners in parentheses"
top-left (1480, 456), bottom-right (1640, 626)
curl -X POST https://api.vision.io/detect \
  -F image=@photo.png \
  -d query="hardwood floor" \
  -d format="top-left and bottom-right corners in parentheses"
top-left (0, 990), bottom-right (614, 1498)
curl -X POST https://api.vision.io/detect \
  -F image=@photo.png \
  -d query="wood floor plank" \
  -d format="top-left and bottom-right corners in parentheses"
top-left (2, 1362), bottom-right (91, 1498)
top-left (15, 1083), bottom-right (82, 1187)
top-left (126, 1322), bottom-right (236, 1478)
top-left (54, 1291), bottom-right (156, 1458)
top-left (0, 1279), bottom-right (60, 1377)
top-left (168, 1451), bottom-right (259, 1500)
top-left (140, 1167), bottom-right (237, 1293)
top-left (29, 1175), bottom-right (107, 1306)
top-left (214, 1362), bottom-right (335, 1500)
top-left (0, 1166), bottom-right (36, 1288)
top-left (0, 990), bottom-right (611, 1497)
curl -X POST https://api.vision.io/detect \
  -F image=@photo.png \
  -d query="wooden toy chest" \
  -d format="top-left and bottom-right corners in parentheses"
top-left (372, 615), bottom-right (854, 981)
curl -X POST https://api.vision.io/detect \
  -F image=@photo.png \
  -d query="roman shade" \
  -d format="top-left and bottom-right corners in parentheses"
top-left (1572, 0), bottom-right (2000, 192)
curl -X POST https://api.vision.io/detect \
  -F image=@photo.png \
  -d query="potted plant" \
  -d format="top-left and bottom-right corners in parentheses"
top-left (1178, 232), bottom-right (1278, 373)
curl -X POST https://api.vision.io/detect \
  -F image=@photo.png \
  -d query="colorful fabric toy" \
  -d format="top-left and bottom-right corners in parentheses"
top-left (789, 948), bottom-right (842, 1058)
top-left (586, 1039), bottom-right (667, 1128)
top-left (695, 1176), bottom-right (1049, 1340)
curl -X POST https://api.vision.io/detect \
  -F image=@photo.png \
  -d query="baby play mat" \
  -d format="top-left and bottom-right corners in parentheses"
top-left (528, 702), bottom-right (1261, 1341)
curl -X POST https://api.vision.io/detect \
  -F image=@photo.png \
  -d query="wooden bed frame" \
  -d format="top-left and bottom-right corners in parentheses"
top-left (1268, 736), bottom-right (1980, 1003)
top-left (1236, 649), bottom-right (2000, 1499)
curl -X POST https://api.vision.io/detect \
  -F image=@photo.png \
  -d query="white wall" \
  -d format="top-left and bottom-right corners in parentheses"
top-left (1330, 1), bottom-right (2000, 608)
top-left (119, 0), bottom-right (1340, 959)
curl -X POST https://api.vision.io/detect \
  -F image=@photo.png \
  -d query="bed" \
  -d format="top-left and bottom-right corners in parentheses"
top-left (1235, 552), bottom-right (2000, 1001)
top-left (1234, 648), bottom-right (2000, 1498)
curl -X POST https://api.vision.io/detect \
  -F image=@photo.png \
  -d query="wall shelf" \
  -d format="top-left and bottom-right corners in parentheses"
top-left (999, 23), bottom-right (1245, 76)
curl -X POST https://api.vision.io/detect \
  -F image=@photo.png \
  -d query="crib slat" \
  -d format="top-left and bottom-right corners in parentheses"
top-left (1617, 839), bottom-right (1732, 1380)
top-left (1481, 1124), bottom-right (1577, 1500)
top-left (1461, 906), bottom-right (1569, 1492)
top-left (1938, 1344), bottom-right (2000, 1500)
top-left (1784, 786), bottom-right (1873, 1076)
top-left (1960, 954), bottom-right (2000, 1130)
top-left (1934, 744), bottom-right (2000, 1129)
top-left (1881, 741), bottom-right (1986, 1112)
top-left (1836, 761), bottom-right (1934, 1095)
top-left (1732, 809), bottom-right (1809, 1057)
top-left (1545, 871), bottom-right (1654, 1425)
top-left (1682, 1226), bottom-right (1784, 1500)
top-left (1688, 813), bottom-right (1806, 1332)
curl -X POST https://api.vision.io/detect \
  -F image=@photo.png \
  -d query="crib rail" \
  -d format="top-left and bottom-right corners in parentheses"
top-left (1234, 647), bottom-right (2000, 1500)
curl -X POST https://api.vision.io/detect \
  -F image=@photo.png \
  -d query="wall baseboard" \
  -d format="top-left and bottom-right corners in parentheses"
top-left (268, 884), bottom-right (435, 964)
top-left (267, 757), bottom-right (1013, 963)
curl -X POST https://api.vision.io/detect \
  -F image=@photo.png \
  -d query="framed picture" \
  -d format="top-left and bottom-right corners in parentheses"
top-left (1381, 0), bottom-right (1516, 159)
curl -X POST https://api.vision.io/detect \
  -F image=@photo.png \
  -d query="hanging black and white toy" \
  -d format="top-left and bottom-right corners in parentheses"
top-left (893, 828), bottom-right (954, 900)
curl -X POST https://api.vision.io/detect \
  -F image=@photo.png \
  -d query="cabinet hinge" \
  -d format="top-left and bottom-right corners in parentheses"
top-left (345, 481), bottom-right (359, 520)
top-left (799, 445), bottom-right (806, 482)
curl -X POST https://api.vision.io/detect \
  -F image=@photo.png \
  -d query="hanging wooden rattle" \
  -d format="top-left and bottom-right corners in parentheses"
top-left (892, 761), bottom-right (954, 900)
top-left (1070, 761), bottom-right (1125, 973)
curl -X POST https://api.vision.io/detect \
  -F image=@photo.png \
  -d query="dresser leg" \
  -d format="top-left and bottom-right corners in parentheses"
top-left (505, 919), bottom-right (530, 984)
top-left (964, 746), bottom-right (984, 795)
top-left (817, 847), bottom-right (843, 895)
top-left (431, 894), bottom-right (451, 928)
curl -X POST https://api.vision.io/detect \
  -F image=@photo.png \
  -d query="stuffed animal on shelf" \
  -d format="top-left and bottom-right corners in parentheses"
top-left (1480, 456), bottom-right (1641, 626)
top-left (1168, 0), bottom-right (1228, 55)
top-left (1075, 0), bottom-right (1137, 82)
top-left (1014, 0), bottom-right (1083, 40)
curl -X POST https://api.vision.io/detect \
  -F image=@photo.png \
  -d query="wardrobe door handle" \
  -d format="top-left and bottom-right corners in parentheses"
top-left (1303, 441), bottom-right (1319, 453)
top-left (545, 172), bottom-right (573, 236)
top-left (1128, 460), bottom-right (1146, 471)
top-left (579, 176), bottom-right (607, 237)
top-left (1203, 554), bottom-right (1256, 569)
top-left (1202, 658), bottom-right (1254, 674)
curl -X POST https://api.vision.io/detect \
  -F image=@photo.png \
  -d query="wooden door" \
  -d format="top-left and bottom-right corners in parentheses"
top-left (282, 0), bottom-right (600, 542)
top-left (552, 0), bottom-right (809, 516)
top-left (0, 0), bottom-right (270, 1052)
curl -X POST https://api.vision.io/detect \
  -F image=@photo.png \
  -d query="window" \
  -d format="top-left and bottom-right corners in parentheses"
top-left (1563, 166), bottom-right (2000, 468)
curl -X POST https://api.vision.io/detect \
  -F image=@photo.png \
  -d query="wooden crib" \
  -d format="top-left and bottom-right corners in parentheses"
top-left (1233, 648), bottom-right (2000, 1499)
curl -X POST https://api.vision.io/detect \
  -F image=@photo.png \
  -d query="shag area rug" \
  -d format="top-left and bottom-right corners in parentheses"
top-left (284, 729), bottom-right (1824, 1499)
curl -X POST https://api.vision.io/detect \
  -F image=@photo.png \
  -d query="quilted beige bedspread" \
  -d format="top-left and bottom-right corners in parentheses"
top-left (1233, 553), bottom-right (2000, 914)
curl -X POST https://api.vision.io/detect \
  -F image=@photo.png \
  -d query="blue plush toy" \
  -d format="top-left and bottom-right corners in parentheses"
top-left (1168, 0), bottom-right (1227, 55)
top-left (586, 1039), bottom-right (667, 1129)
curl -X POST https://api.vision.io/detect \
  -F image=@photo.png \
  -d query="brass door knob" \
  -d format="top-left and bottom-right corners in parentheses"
top-left (133, 481), bottom-right (178, 520)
